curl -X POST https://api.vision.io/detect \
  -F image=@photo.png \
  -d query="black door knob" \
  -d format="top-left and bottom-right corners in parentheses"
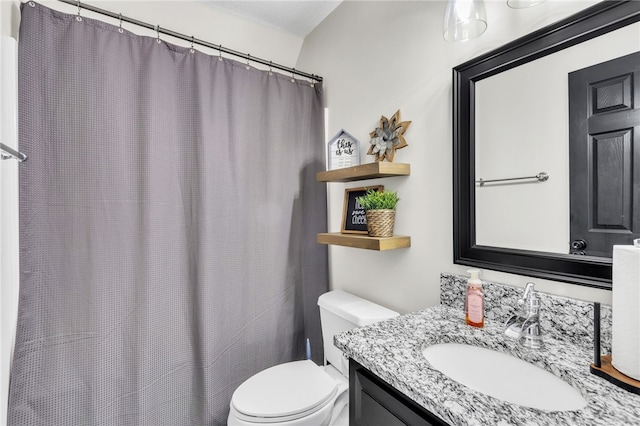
top-left (571, 239), bottom-right (587, 250)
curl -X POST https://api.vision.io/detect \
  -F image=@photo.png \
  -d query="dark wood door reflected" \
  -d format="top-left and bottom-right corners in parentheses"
top-left (569, 51), bottom-right (640, 257)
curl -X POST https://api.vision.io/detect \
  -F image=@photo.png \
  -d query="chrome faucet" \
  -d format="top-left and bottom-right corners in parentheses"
top-left (504, 283), bottom-right (544, 349)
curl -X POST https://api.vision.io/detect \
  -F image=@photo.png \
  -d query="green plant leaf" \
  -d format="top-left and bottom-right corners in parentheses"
top-left (356, 188), bottom-right (399, 210)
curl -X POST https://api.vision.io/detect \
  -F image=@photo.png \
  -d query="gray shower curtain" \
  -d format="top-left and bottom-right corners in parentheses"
top-left (9, 3), bottom-right (327, 425)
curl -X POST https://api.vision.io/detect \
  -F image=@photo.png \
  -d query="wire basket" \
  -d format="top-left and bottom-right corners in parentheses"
top-left (365, 210), bottom-right (396, 237)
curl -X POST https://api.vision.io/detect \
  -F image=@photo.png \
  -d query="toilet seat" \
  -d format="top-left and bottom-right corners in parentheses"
top-left (230, 360), bottom-right (339, 423)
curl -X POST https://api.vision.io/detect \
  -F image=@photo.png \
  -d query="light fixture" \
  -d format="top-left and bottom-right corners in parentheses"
top-left (444, 0), bottom-right (488, 42)
top-left (507, 0), bottom-right (547, 9)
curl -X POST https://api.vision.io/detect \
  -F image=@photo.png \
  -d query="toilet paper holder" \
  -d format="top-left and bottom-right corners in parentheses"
top-left (590, 302), bottom-right (640, 394)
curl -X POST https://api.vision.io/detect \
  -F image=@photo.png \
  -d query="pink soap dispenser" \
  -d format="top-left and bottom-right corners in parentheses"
top-left (465, 269), bottom-right (484, 328)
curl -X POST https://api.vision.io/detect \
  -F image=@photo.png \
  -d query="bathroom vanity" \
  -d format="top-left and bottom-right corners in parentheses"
top-left (349, 359), bottom-right (447, 425)
top-left (334, 274), bottom-right (640, 425)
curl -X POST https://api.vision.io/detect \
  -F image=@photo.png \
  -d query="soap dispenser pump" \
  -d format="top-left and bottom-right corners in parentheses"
top-left (465, 269), bottom-right (484, 328)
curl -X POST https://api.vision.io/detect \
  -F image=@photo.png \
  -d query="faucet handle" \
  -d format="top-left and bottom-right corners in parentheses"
top-left (518, 282), bottom-right (535, 305)
top-left (521, 283), bottom-right (541, 315)
top-left (517, 282), bottom-right (541, 316)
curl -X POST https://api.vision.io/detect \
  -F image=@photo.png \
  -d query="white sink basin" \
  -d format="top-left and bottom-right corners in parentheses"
top-left (422, 343), bottom-right (587, 412)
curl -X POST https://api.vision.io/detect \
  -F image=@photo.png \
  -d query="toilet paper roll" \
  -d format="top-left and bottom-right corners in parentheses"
top-left (612, 239), bottom-right (640, 381)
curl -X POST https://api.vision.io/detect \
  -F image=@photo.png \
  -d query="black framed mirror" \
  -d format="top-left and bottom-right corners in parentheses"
top-left (453, 0), bottom-right (640, 290)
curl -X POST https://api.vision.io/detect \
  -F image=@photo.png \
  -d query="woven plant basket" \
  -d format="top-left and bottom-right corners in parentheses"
top-left (365, 209), bottom-right (396, 237)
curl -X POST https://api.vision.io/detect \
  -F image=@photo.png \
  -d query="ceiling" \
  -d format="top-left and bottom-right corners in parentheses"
top-left (203, 1), bottom-right (342, 38)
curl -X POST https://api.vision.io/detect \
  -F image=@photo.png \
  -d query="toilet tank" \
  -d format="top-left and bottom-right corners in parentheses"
top-left (317, 290), bottom-right (399, 375)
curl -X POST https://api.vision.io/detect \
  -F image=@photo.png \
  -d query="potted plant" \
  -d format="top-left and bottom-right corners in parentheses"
top-left (356, 188), bottom-right (400, 237)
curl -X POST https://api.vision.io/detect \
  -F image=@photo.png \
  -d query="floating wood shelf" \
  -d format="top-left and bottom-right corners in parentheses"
top-left (316, 162), bottom-right (410, 182)
top-left (317, 162), bottom-right (411, 250)
top-left (317, 233), bottom-right (411, 251)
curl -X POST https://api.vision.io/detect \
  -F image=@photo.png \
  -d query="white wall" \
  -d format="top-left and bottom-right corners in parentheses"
top-left (296, 0), bottom-right (614, 314)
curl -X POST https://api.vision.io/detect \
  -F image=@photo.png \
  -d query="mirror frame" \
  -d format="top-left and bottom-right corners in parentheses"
top-left (453, 0), bottom-right (640, 290)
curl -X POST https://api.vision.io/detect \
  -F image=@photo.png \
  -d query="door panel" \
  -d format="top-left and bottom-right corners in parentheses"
top-left (592, 131), bottom-right (631, 229)
top-left (569, 51), bottom-right (640, 257)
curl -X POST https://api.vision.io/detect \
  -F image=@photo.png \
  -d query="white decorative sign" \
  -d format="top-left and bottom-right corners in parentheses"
top-left (326, 129), bottom-right (360, 170)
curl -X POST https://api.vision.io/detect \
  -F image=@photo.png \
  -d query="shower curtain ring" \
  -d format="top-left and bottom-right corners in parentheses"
top-left (156, 25), bottom-right (161, 43)
top-left (118, 13), bottom-right (124, 33)
top-left (218, 45), bottom-right (223, 61)
top-left (75, 0), bottom-right (82, 21)
top-left (290, 69), bottom-right (295, 83)
top-left (246, 54), bottom-right (251, 70)
top-left (190, 36), bottom-right (195, 53)
top-left (268, 61), bottom-right (273, 76)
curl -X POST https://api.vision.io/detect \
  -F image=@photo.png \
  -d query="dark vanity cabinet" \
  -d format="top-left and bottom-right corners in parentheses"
top-left (349, 359), bottom-right (450, 426)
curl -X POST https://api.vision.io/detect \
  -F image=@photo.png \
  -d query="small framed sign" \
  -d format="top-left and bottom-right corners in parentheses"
top-left (341, 185), bottom-right (384, 234)
top-left (327, 129), bottom-right (360, 170)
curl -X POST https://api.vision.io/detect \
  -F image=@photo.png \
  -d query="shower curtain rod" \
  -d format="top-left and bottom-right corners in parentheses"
top-left (1, 142), bottom-right (28, 162)
top-left (56, 0), bottom-right (322, 82)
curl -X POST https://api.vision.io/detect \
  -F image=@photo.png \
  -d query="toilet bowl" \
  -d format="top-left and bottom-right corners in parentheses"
top-left (227, 290), bottom-right (398, 426)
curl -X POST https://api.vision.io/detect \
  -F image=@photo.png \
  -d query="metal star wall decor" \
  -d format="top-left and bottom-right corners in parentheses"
top-left (367, 110), bottom-right (411, 162)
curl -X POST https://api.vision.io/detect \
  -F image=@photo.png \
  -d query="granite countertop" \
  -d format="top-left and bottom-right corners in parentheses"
top-left (334, 305), bottom-right (640, 425)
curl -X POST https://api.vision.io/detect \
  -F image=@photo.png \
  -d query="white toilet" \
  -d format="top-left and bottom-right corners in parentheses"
top-left (227, 290), bottom-right (399, 426)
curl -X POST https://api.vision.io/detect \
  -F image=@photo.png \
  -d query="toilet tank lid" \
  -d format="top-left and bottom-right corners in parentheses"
top-left (317, 290), bottom-right (399, 327)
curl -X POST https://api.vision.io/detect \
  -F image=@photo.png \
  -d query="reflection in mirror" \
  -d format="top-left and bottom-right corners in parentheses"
top-left (453, 1), bottom-right (640, 289)
top-left (475, 22), bottom-right (640, 257)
